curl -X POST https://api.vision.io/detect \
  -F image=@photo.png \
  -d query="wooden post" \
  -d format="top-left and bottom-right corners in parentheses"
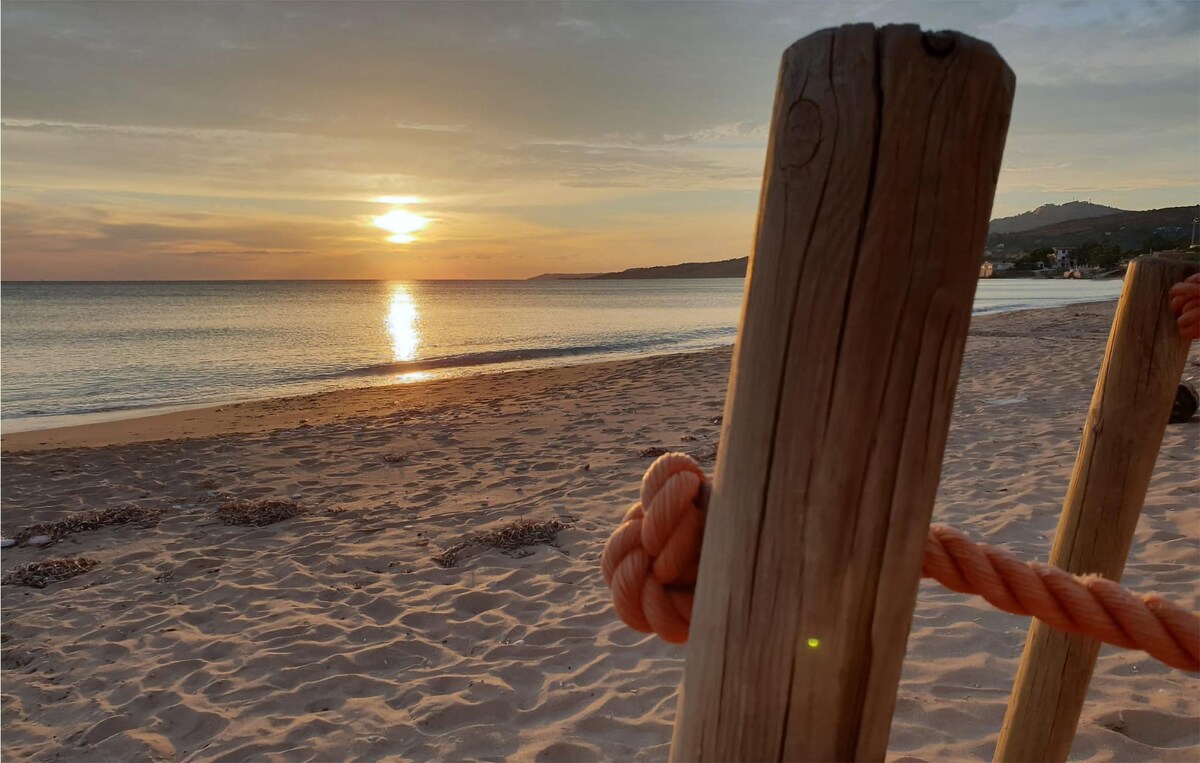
top-left (670, 24), bottom-right (1014, 762)
top-left (994, 254), bottom-right (1199, 763)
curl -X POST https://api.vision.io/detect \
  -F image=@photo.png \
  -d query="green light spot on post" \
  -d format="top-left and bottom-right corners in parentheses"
top-left (807, 638), bottom-right (820, 648)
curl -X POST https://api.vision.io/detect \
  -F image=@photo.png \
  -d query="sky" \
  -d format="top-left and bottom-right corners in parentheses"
top-left (2, 1), bottom-right (1198, 281)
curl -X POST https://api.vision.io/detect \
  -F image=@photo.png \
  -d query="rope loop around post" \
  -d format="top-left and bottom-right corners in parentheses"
top-left (600, 453), bottom-right (706, 643)
top-left (601, 453), bottom-right (1200, 672)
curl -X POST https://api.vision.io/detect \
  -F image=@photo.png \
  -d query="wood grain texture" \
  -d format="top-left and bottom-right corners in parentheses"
top-left (994, 254), bottom-right (1200, 763)
top-left (668, 23), bottom-right (1014, 762)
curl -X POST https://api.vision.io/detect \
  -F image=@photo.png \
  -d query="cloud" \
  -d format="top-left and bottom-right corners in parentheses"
top-left (2, 114), bottom-right (758, 203)
top-left (1003, 162), bottom-right (1072, 173)
top-left (2, 199), bottom-right (352, 256)
top-left (179, 249), bottom-right (312, 257)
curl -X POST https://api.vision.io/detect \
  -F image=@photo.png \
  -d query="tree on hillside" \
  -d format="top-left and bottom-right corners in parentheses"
top-left (1013, 246), bottom-right (1053, 270)
top-left (1140, 233), bottom-right (1189, 253)
top-left (1073, 241), bottom-right (1124, 269)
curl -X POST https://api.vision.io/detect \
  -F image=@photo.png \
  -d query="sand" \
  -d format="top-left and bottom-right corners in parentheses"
top-left (2, 301), bottom-right (1197, 762)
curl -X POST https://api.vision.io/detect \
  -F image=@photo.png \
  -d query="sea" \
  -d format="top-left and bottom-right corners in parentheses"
top-left (1, 278), bottom-right (1123, 433)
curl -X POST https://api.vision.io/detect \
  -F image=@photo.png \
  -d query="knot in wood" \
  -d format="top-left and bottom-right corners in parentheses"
top-left (779, 98), bottom-right (822, 176)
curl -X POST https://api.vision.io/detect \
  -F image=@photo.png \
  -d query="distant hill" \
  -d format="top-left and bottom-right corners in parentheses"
top-left (986, 206), bottom-right (1196, 253)
top-left (589, 257), bottom-right (748, 280)
top-left (528, 257), bottom-right (747, 281)
top-left (989, 201), bottom-right (1125, 234)
top-left (527, 205), bottom-right (1197, 280)
top-left (526, 272), bottom-right (602, 281)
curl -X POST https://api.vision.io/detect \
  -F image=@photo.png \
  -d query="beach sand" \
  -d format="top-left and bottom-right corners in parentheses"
top-left (2, 301), bottom-right (1197, 762)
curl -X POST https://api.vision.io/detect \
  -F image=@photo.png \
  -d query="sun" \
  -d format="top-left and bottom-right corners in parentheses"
top-left (373, 202), bottom-right (429, 244)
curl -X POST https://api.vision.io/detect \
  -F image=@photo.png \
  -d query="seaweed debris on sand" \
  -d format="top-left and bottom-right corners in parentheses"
top-left (12, 506), bottom-right (165, 546)
top-left (2, 557), bottom-right (99, 588)
top-left (434, 519), bottom-right (569, 568)
top-left (217, 499), bottom-right (306, 527)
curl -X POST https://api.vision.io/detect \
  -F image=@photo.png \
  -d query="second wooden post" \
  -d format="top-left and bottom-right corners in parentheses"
top-left (669, 24), bottom-right (1014, 761)
top-left (995, 254), bottom-right (1198, 762)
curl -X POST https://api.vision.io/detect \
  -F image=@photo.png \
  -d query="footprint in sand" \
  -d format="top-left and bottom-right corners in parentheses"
top-left (1096, 708), bottom-right (1200, 748)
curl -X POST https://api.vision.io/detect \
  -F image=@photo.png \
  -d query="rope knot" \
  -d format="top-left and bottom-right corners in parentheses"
top-left (600, 452), bottom-right (707, 643)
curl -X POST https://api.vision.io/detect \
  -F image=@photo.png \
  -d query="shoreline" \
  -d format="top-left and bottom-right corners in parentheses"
top-left (1, 298), bottom-right (1122, 452)
top-left (1, 346), bottom-right (733, 452)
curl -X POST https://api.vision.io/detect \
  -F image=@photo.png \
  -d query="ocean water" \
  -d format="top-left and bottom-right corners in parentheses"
top-left (1, 278), bottom-right (1122, 432)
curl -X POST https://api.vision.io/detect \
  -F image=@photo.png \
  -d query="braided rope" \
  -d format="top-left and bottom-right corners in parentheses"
top-left (601, 453), bottom-right (1200, 671)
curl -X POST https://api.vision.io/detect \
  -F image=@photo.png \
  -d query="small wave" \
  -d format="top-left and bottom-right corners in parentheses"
top-left (329, 332), bottom-right (735, 379)
top-left (973, 302), bottom-right (1036, 315)
top-left (1, 398), bottom-right (178, 420)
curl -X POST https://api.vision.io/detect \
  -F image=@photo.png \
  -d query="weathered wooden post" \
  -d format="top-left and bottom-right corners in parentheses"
top-left (994, 254), bottom-right (1199, 762)
top-left (669, 24), bottom-right (1014, 761)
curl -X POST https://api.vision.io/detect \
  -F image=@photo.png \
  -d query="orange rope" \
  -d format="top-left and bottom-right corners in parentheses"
top-left (601, 453), bottom-right (1200, 672)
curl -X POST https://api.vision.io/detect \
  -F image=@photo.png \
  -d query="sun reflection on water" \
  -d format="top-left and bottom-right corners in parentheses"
top-left (386, 285), bottom-right (421, 362)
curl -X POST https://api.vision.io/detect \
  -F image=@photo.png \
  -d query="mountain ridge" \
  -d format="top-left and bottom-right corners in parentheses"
top-left (988, 201), bottom-right (1125, 234)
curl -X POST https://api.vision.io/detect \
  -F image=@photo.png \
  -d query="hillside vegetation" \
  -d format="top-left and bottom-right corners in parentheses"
top-left (987, 206), bottom-right (1195, 253)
